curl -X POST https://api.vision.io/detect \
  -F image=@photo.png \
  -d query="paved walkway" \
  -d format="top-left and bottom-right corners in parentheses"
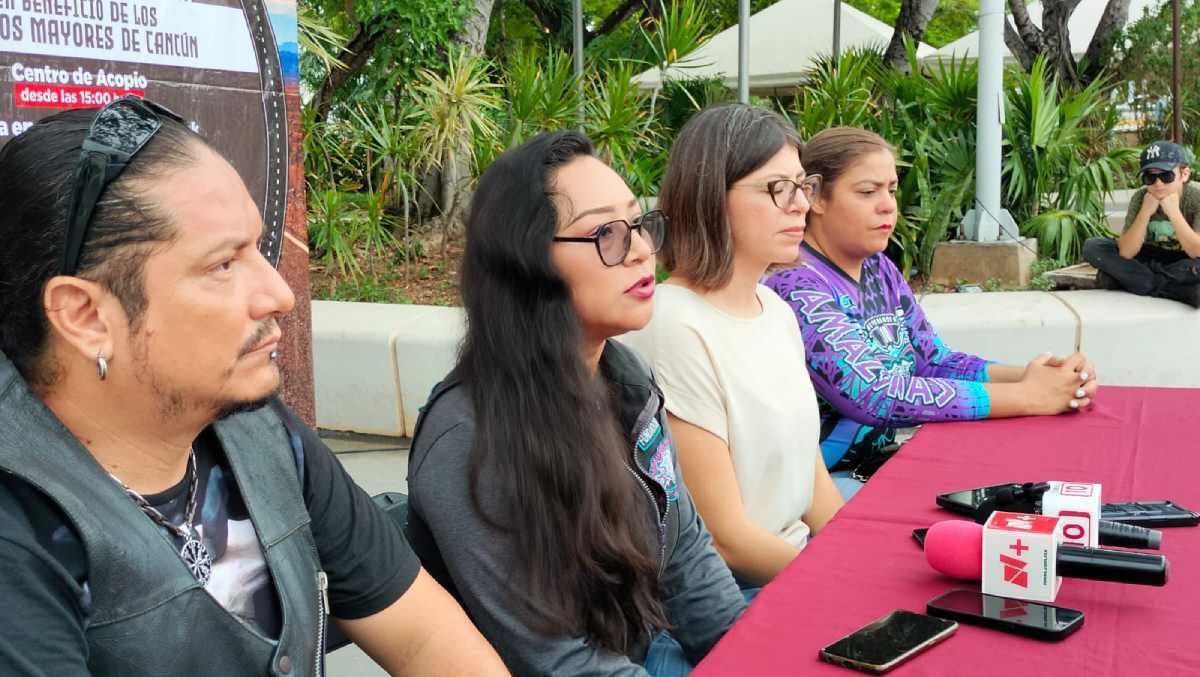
top-left (320, 432), bottom-right (409, 677)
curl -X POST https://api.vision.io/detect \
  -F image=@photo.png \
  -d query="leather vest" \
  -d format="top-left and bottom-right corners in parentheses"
top-left (0, 352), bottom-right (325, 676)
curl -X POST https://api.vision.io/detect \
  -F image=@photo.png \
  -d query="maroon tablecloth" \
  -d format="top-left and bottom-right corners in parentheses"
top-left (694, 386), bottom-right (1200, 676)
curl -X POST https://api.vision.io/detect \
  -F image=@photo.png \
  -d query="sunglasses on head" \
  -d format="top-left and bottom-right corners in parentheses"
top-left (1141, 169), bottom-right (1176, 186)
top-left (61, 95), bottom-right (184, 276)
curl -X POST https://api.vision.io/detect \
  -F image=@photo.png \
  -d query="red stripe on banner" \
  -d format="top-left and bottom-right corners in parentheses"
top-left (13, 83), bottom-right (145, 109)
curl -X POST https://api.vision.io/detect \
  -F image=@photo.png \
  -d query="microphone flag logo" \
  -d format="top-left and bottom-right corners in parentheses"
top-left (1000, 539), bottom-right (1031, 588)
top-left (984, 511), bottom-right (1063, 602)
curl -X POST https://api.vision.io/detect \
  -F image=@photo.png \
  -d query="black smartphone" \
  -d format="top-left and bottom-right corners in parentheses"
top-left (936, 482), bottom-right (1028, 518)
top-left (912, 528), bottom-right (928, 548)
top-left (937, 484), bottom-right (1200, 528)
top-left (926, 590), bottom-right (1084, 642)
top-left (1100, 500), bottom-right (1200, 528)
top-left (818, 610), bottom-right (956, 674)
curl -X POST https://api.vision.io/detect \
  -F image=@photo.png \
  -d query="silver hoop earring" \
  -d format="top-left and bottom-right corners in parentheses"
top-left (96, 351), bottom-right (108, 381)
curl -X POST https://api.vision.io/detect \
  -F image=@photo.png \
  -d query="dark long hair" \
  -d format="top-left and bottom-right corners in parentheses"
top-left (456, 131), bottom-right (667, 652)
top-left (0, 107), bottom-right (205, 388)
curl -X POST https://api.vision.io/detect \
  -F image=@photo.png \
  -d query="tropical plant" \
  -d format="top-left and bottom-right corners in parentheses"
top-left (494, 46), bottom-right (580, 153)
top-left (1003, 58), bottom-right (1137, 261)
top-left (412, 46), bottom-right (503, 256)
top-left (788, 44), bottom-right (1129, 274)
top-left (889, 47), bottom-right (978, 125)
top-left (898, 128), bottom-right (977, 276)
top-left (346, 101), bottom-right (426, 275)
top-left (584, 61), bottom-right (663, 197)
top-left (302, 107), bottom-right (349, 194)
top-left (657, 75), bottom-right (732, 135)
top-left (308, 189), bottom-right (359, 280)
top-left (1022, 210), bottom-right (1112, 263)
top-left (638, 0), bottom-right (716, 126)
top-left (793, 48), bottom-right (881, 138)
top-left (355, 197), bottom-right (401, 278)
top-left (879, 40), bottom-right (978, 275)
top-left (301, 0), bottom-right (1139, 305)
top-left (348, 103), bottom-right (419, 208)
top-left (298, 3), bottom-right (347, 71)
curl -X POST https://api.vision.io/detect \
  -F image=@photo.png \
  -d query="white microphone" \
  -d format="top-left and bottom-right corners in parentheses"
top-left (1041, 481), bottom-right (1101, 547)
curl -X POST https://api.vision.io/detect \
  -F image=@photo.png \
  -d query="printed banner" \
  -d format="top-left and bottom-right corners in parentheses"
top-left (1, 0), bottom-right (315, 420)
top-left (0, 0), bottom-right (258, 72)
top-left (1, 0), bottom-right (300, 264)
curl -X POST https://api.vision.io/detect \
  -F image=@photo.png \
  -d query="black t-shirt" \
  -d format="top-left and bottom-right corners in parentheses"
top-left (0, 401), bottom-right (420, 675)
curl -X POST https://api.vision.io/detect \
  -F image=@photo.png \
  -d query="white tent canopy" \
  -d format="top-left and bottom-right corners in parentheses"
top-left (926, 0), bottom-right (1165, 63)
top-left (632, 0), bottom-right (936, 93)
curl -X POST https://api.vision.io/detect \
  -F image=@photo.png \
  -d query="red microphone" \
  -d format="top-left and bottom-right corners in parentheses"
top-left (925, 520), bottom-right (1168, 589)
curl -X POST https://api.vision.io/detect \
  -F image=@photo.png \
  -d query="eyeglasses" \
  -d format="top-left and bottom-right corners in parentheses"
top-left (62, 95), bottom-right (184, 276)
top-left (552, 210), bottom-right (668, 267)
top-left (1142, 170), bottom-right (1176, 186)
top-left (739, 175), bottom-right (822, 209)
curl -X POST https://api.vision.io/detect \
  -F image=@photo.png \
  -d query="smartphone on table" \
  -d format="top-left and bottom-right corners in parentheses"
top-left (926, 589), bottom-right (1084, 641)
top-left (935, 483), bottom-right (1030, 518)
top-left (1101, 500), bottom-right (1200, 528)
top-left (818, 609), bottom-right (956, 674)
top-left (935, 483), bottom-right (1200, 528)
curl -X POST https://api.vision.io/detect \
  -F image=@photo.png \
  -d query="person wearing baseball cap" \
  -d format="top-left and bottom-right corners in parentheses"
top-left (1083, 140), bottom-right (1200, 307)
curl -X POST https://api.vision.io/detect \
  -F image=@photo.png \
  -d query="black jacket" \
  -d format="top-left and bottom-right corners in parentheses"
top-left (405, 340), bottom-right (746, 675)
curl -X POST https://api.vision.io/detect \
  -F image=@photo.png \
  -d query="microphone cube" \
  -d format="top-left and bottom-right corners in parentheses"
top-left (982, 511), bottom-right (1062, 603)
top-left (1041, 481), bottom-right (1101, 548)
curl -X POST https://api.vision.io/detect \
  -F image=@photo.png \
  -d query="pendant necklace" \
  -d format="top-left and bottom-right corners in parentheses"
top-left (109, 448), bottom-right (213, 586)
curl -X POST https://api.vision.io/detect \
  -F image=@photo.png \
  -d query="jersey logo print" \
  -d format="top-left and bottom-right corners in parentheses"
top-left (646, 438), bottom-right (679, 503)
top-left (636, 417), bottom-right (661, 451)
top-left (795, 288), bottom-right (957, 410)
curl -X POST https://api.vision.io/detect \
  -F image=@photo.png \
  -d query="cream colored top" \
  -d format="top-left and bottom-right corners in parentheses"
top-left (620, 283), bottom-right (821, 548)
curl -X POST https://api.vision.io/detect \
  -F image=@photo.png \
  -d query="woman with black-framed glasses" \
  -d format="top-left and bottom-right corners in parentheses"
top-left (621, 104), bottom-right (844, 588)
top-left (406, 130), bottom-right (746, 676)
top-left (552, 210), bottom-right (668, 266)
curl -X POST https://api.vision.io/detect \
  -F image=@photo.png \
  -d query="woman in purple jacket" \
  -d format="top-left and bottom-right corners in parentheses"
top-left (766, 128), bottom-right (1100, 498)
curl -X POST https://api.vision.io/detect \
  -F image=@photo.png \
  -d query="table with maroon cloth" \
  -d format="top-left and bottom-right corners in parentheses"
top-left (694, 386), bottom-right (1200, 676)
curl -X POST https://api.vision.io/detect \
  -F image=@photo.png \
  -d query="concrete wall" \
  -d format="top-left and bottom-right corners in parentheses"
top-left (311, 301), bottom-right (464, 437)
top-left (917, 291), bottom-right (1078, 365)
top-left (918, 289), bottom-right (1200, 386)
top-left (312, 290), bottom-right (1200, 435)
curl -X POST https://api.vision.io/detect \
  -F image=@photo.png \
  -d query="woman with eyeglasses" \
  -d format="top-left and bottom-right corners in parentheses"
top-left (765, 127), bottom-right (1099, 499)
top-left (405, 131), bottom-right (747, 676)
top-left (621, 104), bottom-right (844, 587)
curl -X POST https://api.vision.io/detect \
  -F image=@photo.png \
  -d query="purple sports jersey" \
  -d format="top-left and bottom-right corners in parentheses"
top-left (766, 244), bottom-right (992, 470)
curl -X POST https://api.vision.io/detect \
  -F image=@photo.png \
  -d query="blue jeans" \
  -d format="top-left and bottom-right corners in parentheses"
top-left (830, 470), bottom-right (865, 500)
top-left (643, 585), bottom-right (759, 676)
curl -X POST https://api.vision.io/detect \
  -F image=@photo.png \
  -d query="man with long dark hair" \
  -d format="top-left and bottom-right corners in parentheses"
top-left (0, 98), bottom-right (505, 676)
